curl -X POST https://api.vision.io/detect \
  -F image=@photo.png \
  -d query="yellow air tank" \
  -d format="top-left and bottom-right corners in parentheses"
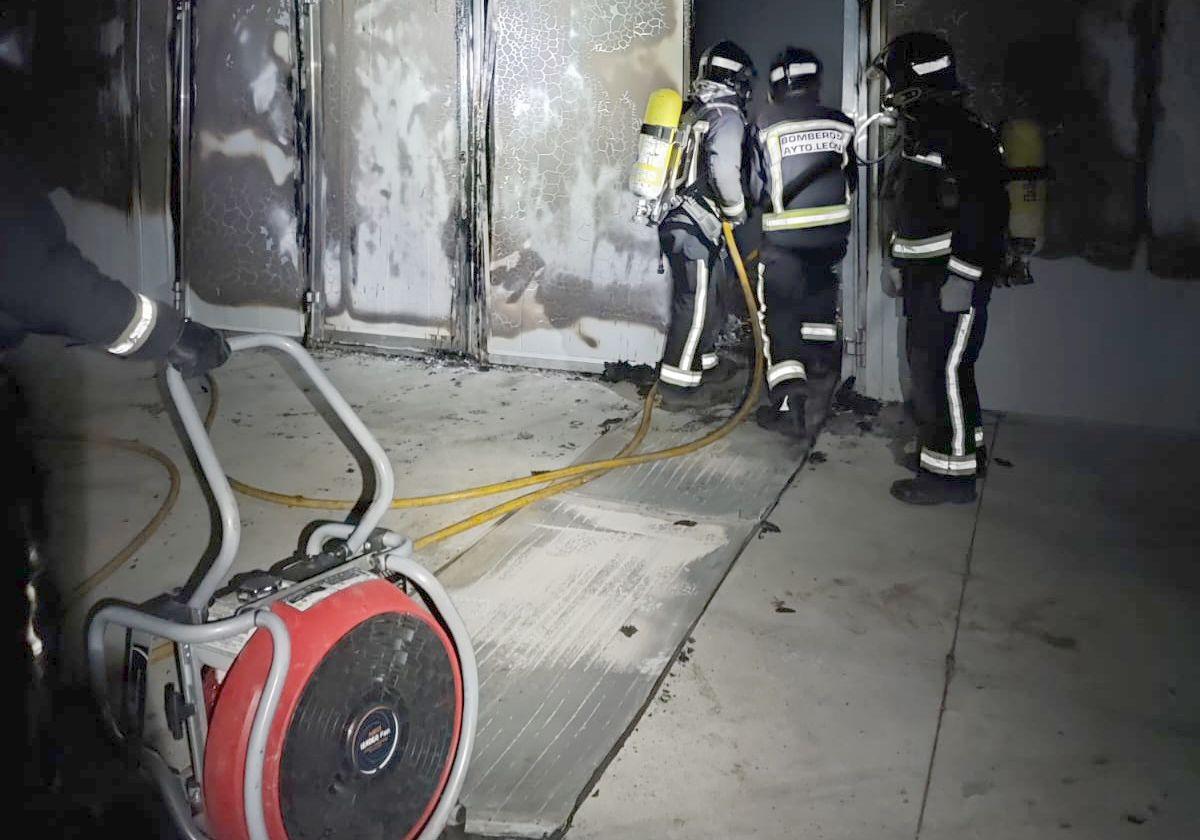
top-left (630, 88), bottom-right (683, 223)
top-left (1000, 118), bottom-right (1046, 284)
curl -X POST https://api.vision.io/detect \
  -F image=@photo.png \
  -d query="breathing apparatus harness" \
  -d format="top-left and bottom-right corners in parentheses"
top-left (854, 69), bottom-right (968, 168)
top-left (856, 34), bottom-right (1048, 286)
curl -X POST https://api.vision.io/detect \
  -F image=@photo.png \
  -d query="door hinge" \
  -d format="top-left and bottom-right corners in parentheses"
top-left (304, 289), bottom-right (325, 346)
top-left (844, 326), bottom-right (866, 360)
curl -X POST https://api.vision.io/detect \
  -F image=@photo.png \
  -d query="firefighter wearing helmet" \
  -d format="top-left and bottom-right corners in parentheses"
top-left (654, 40), bottom-right (755, 409)
top-left (874, 32), bottom-right (1009, 505)
top-left (747, 46), bottom-right (857, 438)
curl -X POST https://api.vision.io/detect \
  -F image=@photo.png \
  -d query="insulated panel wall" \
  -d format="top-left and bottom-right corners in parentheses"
top-left (182, 0), bottom-right (306, 334)
top-left (887, 0), bottom-right (1144, 271)
top-left (1148, 0), bottom-right (1200, 278)
top-left (486, 0), bottom-right (686, 370)
top-left (24, 0), bottom-right (174, 304)
top-left (318, 0), bottom-right (463, 347)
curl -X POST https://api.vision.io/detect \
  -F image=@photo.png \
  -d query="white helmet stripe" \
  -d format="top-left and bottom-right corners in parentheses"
top-left (772, 62), bottom-right (819, 84)
top-left (912, 55), bottom-right (951, 76)
top-left (709, 55), bottom-right (744, 72)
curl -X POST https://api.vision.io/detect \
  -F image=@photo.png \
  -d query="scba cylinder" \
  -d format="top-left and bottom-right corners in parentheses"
top-left (630, 88), bottom-right (683, 201)
top-left (1001, 118), bottom-right (1046, 251)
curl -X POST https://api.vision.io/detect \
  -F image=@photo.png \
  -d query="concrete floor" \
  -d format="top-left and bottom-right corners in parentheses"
top-left (569, 411), bottom-right (1200, 839)
top-left (9, 337), bottom-right (639, 677)
top-left (14, 336), bottom-right (1199, 838)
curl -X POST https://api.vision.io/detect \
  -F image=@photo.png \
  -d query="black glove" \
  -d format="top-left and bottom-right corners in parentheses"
top-left (167, 320), bottom-right (231, 378)
top-left (882, 265), bottom-right (903, 298)
top-left (939, 275), bottom-right (974, 314)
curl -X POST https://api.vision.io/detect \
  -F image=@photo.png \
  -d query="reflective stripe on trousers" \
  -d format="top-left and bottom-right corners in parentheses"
top-left (920, 448), bottom-right (978, 476)
top-left (661, 257), bottom-right (710, 388)
top-left (946, 308), bottom-right (975, 457)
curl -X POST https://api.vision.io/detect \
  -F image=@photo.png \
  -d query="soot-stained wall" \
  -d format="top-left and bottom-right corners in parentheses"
top-left (318, 0), bottom-right (462, 343)
top-left (184, 1), bottom-right (306, 310)
top-left (889, 0), bottom-right (1196, 279)
top-left (883, 0), bottom-right (1200, 430)
top-left (486, 0), bottom-right (686, 368)
top-left (17, 0), bottom-right (174, 302)
top-left (1148, 0), bottom-right (1199, 278)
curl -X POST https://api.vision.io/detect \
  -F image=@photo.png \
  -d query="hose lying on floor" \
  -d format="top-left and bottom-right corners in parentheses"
top-left (230, 224), bottom-right (763, 550)
top-left (68, 224), bottom-right (760, 600)
top-left (41, 435), bottom-right (182, 607)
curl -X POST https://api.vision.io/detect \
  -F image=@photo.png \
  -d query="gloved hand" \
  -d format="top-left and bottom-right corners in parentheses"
top-left (167, 320), bottom-right (231, 378)
top-left (939, 275), bottom-right (974, 313)
top-left (881, 265), bottom-right (903, 298)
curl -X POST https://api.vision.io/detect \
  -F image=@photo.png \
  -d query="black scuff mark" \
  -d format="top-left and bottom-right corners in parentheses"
top-left (833, 376), bottom-right (882, 416)
top-left (600, 360), bottom-right (656, 396)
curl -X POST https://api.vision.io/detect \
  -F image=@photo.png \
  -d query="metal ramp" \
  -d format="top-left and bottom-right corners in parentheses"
top-left (441, 385), bottom-right (830, 838)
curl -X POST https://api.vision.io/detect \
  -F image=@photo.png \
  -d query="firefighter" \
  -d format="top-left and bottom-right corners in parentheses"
top-left (656, 40), bottom-right (754, 410)
top-left (873, 33), bottom-right (1009, 504)
top-left (1, 150), bottom-right (229, 375)
top-left (2, 146), bottom-right (229, 803)
top-left (748, 47), bottom-right (856, 437)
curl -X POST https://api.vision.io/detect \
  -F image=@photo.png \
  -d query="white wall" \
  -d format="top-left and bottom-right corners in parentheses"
top-left (977, 254), bottom-right (1200, 431)
top-left (861, 254), bottom-right (1200, 433)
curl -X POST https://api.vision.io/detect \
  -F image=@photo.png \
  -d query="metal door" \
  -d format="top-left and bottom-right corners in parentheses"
top-left (485, 0), bottom-right (688, 371)
top-left (180, 0), bottom-right (307, 336)
top-left (314, 0), bottom-right (466, 352)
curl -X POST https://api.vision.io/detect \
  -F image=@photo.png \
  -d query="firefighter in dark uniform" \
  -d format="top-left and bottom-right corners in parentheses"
top-left (3, 147), bottom-right (230, 801)
top-left (0, 151), bottom-right (228, 372)
top-left (748, 47), bottom-right (857, 437)
top-left (874, 33), bottom-right (1009, 505)
top-left (656, 41), bottom-right (754, 410)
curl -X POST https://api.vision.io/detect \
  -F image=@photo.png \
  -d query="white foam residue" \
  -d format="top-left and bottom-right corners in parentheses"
top-left (98, 18), bottom-right (124, 58)
top-left (345, 29), bottom-right (454, 318)
top-left (272, 30), bottom-right (292, 63)
top-left (101, 73), bottom-right (133, 120)
top-left (199, 128), bottom-right (295, 186)
top-left (1079, 6), bottom-right (1138, 158)
top-left (267, 205), bottom-right (300, 270)
top-left (490, 251), bottom-right (523, 272)
top-left (250, 60), bottom-right (279, 113)
top-left (322, 240), bottom-right (343, 306)
top-left (452, 502), bottom-right (729, 677)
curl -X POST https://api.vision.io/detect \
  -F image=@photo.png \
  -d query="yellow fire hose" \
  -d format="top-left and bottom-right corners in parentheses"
top-left (70, 224), bottom-right (760, 602)
top-left (229, 224), bottom-right (763, 550)
top-left (46, 436), bottom-right (183, 606)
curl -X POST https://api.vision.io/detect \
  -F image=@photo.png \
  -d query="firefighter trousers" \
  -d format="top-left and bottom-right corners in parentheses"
top-left (903, 268), bottom-right (989, 478)
top-left (757, 242), bottom-right (843, 404)
top-left (658, 215), bottom-right (723, 388)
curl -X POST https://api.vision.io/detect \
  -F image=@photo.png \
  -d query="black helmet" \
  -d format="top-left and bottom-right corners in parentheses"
top-left (769, 47), bottom-right (822, 102)
top-left (697, 40), bottom-right (756, 103)
top-left (870, 32), bottom-right (959, 109)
